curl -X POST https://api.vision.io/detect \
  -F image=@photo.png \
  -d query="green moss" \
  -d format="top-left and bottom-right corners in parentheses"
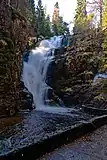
top-left (65, 88), bottom-right (73, 92)
top-left (0, 40), bottom-right (8, 48)
top-left (47, 100), bottom-right (59, 107)
top-left (101, 80), bottom-right (107, 94)
top-left (94, 94), bottom-right (105, 101)
top-left (10, 6), bottom-right (27, 22)
top-left (3, 37), bottom-right (14, 50)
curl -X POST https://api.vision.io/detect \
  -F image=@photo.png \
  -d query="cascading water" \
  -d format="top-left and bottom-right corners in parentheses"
top-left (93, 73), bottom-right (107, 83)
top-left (22, 36), bottom-right (63, 109)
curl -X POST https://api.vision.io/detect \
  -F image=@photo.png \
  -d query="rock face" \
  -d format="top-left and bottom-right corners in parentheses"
top-left (20, 81), bottom-right (34, 110)
top-left (0, 0), bottom-right (36, 117)
top-left (48, 50), bottom-right (104, 108)
top-left (83, 79), bottom-right (107, 109)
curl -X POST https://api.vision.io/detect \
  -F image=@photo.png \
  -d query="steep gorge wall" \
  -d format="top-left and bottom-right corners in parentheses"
top-left (0, 0), bottom-right (36, 116)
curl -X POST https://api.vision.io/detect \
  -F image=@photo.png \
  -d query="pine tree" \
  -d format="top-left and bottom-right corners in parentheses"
top-left (73, 0), bottom-right (100, 54)
top-left (44, 15), bottom-right (53, 38)
top-left (74, 0), bottom-right (87, 31)
top-left (27, 0), bottom-right (36, 30)
top-left (36, 0), bottom-right (45, 37)
top-left (52, 2), bottom-right (69, 35)
top-left (52, 2), bottom-right (59, 24)
top-left (36, 0), bottom-right (52, 38)
top-left (58, 16), bottom-right (69, 35)
top-left (52, 2), bottom-right (59, 35)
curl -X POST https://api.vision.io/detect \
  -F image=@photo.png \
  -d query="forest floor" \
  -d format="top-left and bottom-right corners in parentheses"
top-left (39, 124), bottom-right (107, 160)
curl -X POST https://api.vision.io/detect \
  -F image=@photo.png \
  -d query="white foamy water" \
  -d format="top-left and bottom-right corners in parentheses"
top-left (22, 36), bottom-right (63, 109)
top-left (35, 106), bottom-right (77, 115)
top-left (93, 73), bottom-right (107, 83)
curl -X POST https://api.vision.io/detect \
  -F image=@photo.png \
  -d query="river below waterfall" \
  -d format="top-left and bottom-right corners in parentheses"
top-left (0, 107), bottom-right (96, 157)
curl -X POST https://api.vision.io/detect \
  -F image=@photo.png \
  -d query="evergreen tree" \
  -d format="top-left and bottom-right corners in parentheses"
top-left (58, 16), bottom-right (69, 35)
top-left (55, 2), bottom-right (59, 8)
top-left (36, 0), bottom-right (45, 37)
top-left (73, 0), bottom-right (100, 53)
top-left (74, 0), bottom-right (87, 31)
top-left (52, 2), bottom-right (59, 24)
top-left (44, 15), bottom-right (53, 38)
top-left (36, 0), bottom-right (52, 38)
top-left (28, 0), bottom-right (36, 27)
top-left (102, 0), bottom-right (107, 70)
top-left (52, 2), bottom-right (69, 35)
top-left (52, 1), bottom-right (59, 35)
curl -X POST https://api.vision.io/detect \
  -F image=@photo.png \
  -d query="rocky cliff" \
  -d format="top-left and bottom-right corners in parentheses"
top-left (49, 48), bottom-right (107, 109)
top-left (0, 0), bottom-right (36, 116)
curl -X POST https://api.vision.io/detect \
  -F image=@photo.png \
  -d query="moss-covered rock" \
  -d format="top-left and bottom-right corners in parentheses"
top-left (48, 50), bottom-right (101, 107)
top-left (0, 0), bottom-right (37, 117)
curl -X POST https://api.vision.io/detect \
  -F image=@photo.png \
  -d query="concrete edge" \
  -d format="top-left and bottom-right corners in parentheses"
top-left (1, 115), bottom-right (107, 160)
top-left (81, 105), bottom-right (107, 115)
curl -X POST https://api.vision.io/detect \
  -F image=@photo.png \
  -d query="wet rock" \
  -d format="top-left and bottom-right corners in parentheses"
top-left (20, 81), bottom-right (35, 110)
top-left (46, 87), bottom-right (64, 107)
top-left (46, 60), bottom-right (56, 86)
top-left (23, 51), bottom-right (31, 63)
top-left (54, 47), bottom-right (66, 56)
top-left (82, 79), bottom-right (107, 109)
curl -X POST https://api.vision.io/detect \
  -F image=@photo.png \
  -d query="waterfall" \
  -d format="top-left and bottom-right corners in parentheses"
top-left (93, 73), bottom-right (107, 83)
top-left (22, 36), bottom-right (63, 109)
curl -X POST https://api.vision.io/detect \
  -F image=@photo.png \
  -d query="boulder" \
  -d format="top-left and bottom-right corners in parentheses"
top-left (20, 81), bottom-right (35, 110)
top-left (45, 87), bottom-right (64, 107)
